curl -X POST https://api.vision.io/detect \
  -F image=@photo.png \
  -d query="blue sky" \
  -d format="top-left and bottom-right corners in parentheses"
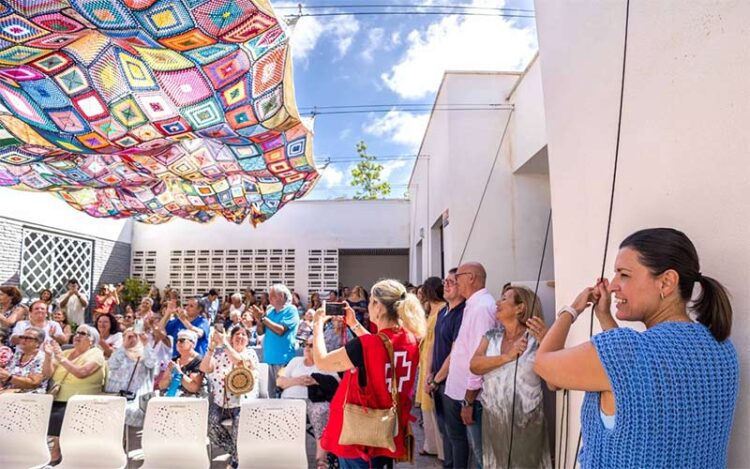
top-left (276, 0), bottom-right (539, 199)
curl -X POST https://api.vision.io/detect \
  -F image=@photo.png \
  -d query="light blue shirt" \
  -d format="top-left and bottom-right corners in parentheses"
top-left (262, 304), bottom-right (299, 365)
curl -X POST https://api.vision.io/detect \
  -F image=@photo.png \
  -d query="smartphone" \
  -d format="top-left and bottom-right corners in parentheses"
top-left (134, 319), bottom-right (144, 334)
top-left (324, 301), bottom-right (345, 316)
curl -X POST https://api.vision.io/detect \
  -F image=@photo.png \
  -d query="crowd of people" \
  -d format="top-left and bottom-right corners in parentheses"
top-left (0, 228), bottom-right (739, 469)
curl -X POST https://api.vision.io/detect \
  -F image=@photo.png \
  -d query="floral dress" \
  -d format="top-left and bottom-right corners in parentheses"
top-left (4, 349), bottom-right (47, 393)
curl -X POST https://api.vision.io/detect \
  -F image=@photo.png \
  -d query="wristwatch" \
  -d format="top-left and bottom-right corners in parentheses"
top-left (461, 399), bottom-right (474, 408)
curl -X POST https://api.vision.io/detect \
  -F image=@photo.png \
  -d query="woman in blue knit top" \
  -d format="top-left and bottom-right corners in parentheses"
top-left (534, 228), bottom-right (739, 468)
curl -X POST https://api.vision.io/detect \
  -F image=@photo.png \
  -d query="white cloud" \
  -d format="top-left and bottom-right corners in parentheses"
top-left (380, 160), bottom-right (408, 181)
top-left (380, 1), bottom-right (537, 99)
top-left (363, 110), bottom-right (430, 150)
top-left (319, 165), bottom-right (344, 188)
top-left (361, 27), bottom-right (385, 62)
top-left (328, 15), bottom-right (360, 57)
top-left (280, 5), bottom-right (360, 64)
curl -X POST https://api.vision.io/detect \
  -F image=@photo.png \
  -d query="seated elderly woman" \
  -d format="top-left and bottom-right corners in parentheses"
top-left (201, 325), bottom-right (260, 469)
top-left (0, 326), bottom-right (48, 393)
top-left (105, 328), bottom-right (157, 427)
top-left (42, 324), bottom-right (106, 464)
top-left (278, 336), bottom-right (339, 469)
top-left (469, 285), bottom-right (551, 469)
top-left (158, 329), bottom-right (205, 397)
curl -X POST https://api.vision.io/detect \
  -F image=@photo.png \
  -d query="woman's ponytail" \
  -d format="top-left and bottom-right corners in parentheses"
top-left (371, 279), bottom-right (427, 339)
top-left (694, 275), bottom-right (733, 342)
top-left (396, 293), bottom-right (426, 339)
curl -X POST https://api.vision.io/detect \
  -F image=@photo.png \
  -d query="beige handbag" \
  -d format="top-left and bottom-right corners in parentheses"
top-left (338, 333), bottom-right (399, 452)
top-left (225, 361), bottom-right (255, 396)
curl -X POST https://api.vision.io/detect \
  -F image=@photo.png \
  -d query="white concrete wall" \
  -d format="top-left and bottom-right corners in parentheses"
top-left (0, 188), bottom-right (132, 243)
top-left (409, 70), bottom-right (554, 298)
top-left (132, 199), bottom-right (410, 302)
top-left (535, 0), bottom-right (750, 466)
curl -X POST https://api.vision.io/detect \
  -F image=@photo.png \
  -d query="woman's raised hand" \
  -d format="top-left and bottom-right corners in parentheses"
top-left (510, 336), bottom-right (528, 358)
top-left (343, 301), bottom-right (357, 328)
top-left (526, 317), bottom-right (548, 342)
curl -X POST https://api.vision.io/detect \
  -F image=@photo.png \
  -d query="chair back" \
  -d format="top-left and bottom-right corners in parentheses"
top-left (57, 395), bottom-right (127, 469)
top-left (141, 397), bottom-right (209, 469)
top-left (0, 393), bottom-right (53, 469)
top-left (237, 399), bottom-right (307, 468)
top-left (256, 363), bottom-right (270, 398)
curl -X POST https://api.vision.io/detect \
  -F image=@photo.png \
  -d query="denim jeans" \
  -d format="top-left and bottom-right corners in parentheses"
top-left (338, 456), bottom-right (393, 469)
top-left (434, 383), bottom-right (453, 468)
top-left (442, 394), bottom-right (469, 468)
top-left (467, 401), bottom-right (483, 469)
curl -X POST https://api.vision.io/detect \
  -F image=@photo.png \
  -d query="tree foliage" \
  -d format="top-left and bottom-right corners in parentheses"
top-left (350, 141), bottom-right (391, 199)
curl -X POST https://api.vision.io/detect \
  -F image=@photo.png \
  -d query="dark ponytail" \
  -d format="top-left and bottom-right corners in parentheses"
top-left (620, 228), bottom-right (732, 341)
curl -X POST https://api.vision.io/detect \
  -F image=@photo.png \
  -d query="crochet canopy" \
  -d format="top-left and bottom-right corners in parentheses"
top-left (0, 0), bottom-right (318, 225)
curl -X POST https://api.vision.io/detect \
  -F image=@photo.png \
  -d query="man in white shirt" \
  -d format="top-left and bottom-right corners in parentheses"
top-left (11, 300), bottom-right (66, 346)
top-left (444, 262), bottom-right (497, 469)
top-left (59, 279), bottom-right (88, 326)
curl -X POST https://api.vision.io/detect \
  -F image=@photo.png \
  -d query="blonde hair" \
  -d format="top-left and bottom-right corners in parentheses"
top-left (371, 279), bottom-right (426, 339)
top-left (508, 286), bottom-right (543, 324)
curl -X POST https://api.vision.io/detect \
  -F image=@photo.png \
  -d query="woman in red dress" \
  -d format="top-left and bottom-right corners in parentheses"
top-left (313, 279), bottom-right (426, 469)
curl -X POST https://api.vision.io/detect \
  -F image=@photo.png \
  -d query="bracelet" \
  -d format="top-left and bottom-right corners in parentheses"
top-left (557, 305), bottom-right (579, 322)
top-left (352, 323), bottom-right (362, 330)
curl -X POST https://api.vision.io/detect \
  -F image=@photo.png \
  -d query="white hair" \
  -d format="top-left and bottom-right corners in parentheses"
top-left (231, 292), bottom-right (243, 302)
top-left (269, 284), bottom-right (292, 304)
top-left (78, 324), bottom-right (99, 346)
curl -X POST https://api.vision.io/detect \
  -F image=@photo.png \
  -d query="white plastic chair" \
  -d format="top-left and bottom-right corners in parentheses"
top-left (256, 363), bottom-right (270, 398)
top-left (56, 395), bottom-right (127, 469)
top-left (141, 397), bottom-right (210, 469)
top-left (237, 399), bottom-right (307, 468)
top-left (0, 393), bottom-right (53, 469)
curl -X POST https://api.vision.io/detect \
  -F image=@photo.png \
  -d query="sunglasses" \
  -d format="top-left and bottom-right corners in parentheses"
top-left (177, 338), bottom-right (193, 343)
top-left (18, 335), bottom-right (38, 342)
top-left (75, 331), bottom-right (89, 337)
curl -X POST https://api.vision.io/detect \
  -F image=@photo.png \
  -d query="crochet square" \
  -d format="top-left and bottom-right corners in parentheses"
top-left (133, 0), bottom-right (195, 38)
top-left (54, 66), bottom-right (89, 95)
top-left (180, 97), bottom-right (223, 130)
top-left (155, 67), bottom-right (212, 106)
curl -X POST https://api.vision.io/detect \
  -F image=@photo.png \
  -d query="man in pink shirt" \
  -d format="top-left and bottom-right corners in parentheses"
top-left (443, 262), bottom-right (497, 468)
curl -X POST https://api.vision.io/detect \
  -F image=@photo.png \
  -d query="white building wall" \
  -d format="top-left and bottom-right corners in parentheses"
top-left (132, 199), bottom-right (410, 302)
top-left (409, 68), bottom-right (554, 297)
top-left (0, 189), bottom-right (133, 301)
top-left (535, 0), bottom-right (750, 466)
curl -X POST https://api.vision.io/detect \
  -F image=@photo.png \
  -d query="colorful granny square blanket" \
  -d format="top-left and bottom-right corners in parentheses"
top-left (0, 0), bottom-right (318, 226)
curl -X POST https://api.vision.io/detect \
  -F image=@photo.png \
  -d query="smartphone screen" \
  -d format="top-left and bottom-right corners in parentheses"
top-left (134, 319), bottom-right (144, 334)
top-left (324, 301), bottom-right (346, 316)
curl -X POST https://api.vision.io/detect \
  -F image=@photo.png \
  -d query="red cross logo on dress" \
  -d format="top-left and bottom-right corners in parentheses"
top-left (384, 351), bottom-right (412, 393)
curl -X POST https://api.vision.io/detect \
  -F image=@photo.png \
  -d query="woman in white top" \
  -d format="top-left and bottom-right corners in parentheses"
top-left (201, 325), bottom-right (259, 469)
top-left (96, 313), bottom-right (122, 359)
top-left (228, 293), bottom-right (246, 317)
top-left (278, 337), bottom-right (339, 469)
top-left (105, 328), bottom-right (157, 427)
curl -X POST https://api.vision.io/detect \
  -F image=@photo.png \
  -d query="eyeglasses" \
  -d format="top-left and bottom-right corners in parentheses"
top-left (75, 331), bottom-right (89, 337)
top-left (454, 272), bottom-right (472, 280)
top-left (18, 335), bottom-right (38, 342)
top-left (177, 338), bottom-right (193, 343)
top-left (442, 279), bottom-right (456, 286)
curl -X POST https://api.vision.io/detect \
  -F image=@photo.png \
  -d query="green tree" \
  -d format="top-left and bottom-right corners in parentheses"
top-left (350, 141), bottom-right (391, 199)
top-left (121, 277), bottom-right (150, 306)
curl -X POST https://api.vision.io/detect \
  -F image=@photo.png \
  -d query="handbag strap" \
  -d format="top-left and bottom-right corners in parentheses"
top-left (342, 333), bottom-right (399, 407)
top-left (376, 333), bottom-right (400, 409)
top-left (124, 357), bottom-right (141, 392)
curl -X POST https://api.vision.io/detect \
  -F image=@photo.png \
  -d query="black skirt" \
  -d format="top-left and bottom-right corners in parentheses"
top-left (48, 401), bottom-right (67, 437)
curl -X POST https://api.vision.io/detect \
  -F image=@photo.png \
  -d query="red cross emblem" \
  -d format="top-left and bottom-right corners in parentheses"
top-left (384, 351), bottom-right (413, 392)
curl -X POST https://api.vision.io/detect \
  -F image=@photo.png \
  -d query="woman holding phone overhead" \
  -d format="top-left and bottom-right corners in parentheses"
top-left (314, 279), bottom-right (426, 469)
